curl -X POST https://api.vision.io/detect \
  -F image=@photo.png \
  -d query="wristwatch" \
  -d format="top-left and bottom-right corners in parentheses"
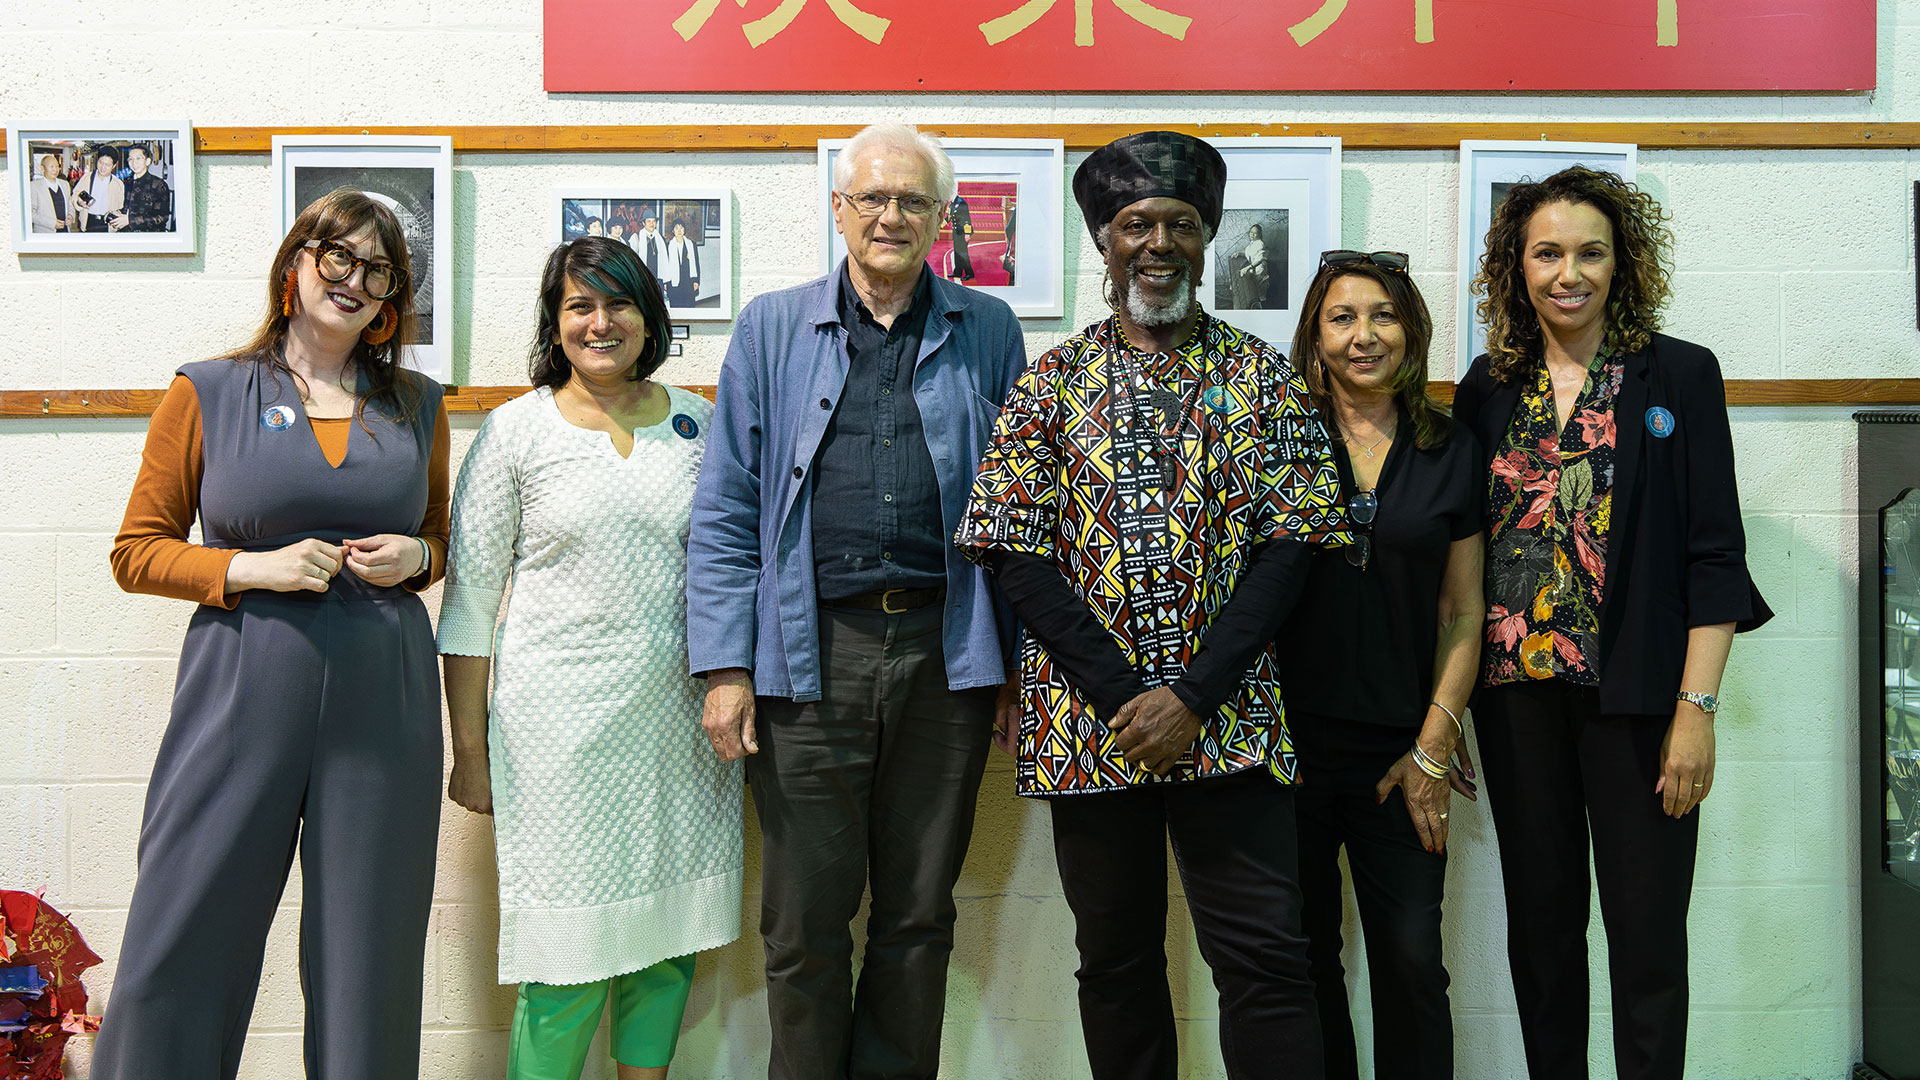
top-left (1676, 691), bottom-right (1718, 714)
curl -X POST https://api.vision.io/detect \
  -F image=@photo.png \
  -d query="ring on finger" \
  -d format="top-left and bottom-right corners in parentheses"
top-left (1438, 812), bottom-right (1449, 820)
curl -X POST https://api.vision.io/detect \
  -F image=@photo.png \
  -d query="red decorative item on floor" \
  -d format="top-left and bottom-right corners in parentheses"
top-left (0, 892), bottom-right (102, 1080)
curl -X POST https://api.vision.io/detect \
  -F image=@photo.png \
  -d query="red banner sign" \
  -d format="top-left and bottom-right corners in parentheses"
top-left (544, 0), bottom-right (1873, 93)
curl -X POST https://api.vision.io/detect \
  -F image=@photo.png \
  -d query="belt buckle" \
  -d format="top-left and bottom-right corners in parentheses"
top-left (881, 588), bottom-right (910, 615)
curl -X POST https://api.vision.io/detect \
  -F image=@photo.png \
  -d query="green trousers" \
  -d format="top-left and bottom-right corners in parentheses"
top-left (507, 954), bottom-right (696, 1079)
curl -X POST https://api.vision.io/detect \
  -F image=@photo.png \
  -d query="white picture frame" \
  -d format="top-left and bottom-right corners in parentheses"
top-left (9, 120), bottom-right (196, 254)
top-left (272, 134), bottom-right (453, 381)
top-left (1203, 137), bottom-right (1343, 354)
top-left (551, 187), bottom-right (734, 321)
top-left (819, 137), bottom-right (1066, 320)
top-left (1456, 140), bottom-right (1638, 371)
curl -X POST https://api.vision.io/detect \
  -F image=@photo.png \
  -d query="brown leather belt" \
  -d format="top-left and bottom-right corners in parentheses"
top-left (829, 586), bottom-right (946, 613)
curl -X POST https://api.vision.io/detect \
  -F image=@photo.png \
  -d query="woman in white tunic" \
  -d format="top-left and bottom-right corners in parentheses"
top-left (438, 236), bottom-right (743, 1080)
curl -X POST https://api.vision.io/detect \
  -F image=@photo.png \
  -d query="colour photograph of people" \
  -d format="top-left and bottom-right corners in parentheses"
top-left (560, 196), bottom-right (724, 311)
top-left (26, 138), bottom-right (178, 233)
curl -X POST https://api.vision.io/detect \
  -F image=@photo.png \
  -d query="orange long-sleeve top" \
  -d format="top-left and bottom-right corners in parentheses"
top-left (110, 374), bottom-right (451, 608)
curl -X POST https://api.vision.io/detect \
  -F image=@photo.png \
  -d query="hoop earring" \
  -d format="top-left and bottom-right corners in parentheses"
top-left (1102, 269), bottom-right (1121, 312)
top-left (281, 270), bottom-right (298, 317)
top-left (361, 302), bottom-right (397, 346)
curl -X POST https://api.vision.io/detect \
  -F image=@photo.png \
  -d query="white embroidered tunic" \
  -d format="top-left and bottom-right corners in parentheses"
top-left (438, 385), bottom-right (743, 986)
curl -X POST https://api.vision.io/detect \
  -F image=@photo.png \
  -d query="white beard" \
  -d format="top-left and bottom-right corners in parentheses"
top-left (1124, 272), bottom-right (1193, 327)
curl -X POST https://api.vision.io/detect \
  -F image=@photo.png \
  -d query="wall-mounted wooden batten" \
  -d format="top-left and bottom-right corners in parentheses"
top-left (4, 123), bottom-right (1920, 156)
top-left (7, 122), bottom-right (1915, 417)
top-left (8, 381), bottom-right (1920, 418)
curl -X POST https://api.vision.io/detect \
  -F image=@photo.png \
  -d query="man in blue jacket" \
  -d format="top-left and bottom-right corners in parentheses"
top-left (687, 122), bottom-right (1025, 1080)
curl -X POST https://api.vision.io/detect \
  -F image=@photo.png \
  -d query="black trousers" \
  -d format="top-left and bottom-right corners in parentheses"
top-left (1295, 751), bottom-right (1452, 1080)
top-left (1473, 680), bottom-right (1700, 1080)
top-left (1049, 769), bottom-right (1324, 1080)
top-left (746, 602), bottom-right (995, 1080)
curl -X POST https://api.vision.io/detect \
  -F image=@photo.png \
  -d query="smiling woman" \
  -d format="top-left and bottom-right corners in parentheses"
top-left (437, 236), bottom-right (743, 1080)
top-left (93, 187), bottom-right (450, 1080)
top-left (1454, 166), bottom-right (1772, 1078)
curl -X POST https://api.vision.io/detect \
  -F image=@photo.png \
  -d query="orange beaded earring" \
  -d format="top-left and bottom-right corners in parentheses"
top-left (361, 302), bottom-right (398, 346)
top-left (280, 269), bottom-right (298, 317)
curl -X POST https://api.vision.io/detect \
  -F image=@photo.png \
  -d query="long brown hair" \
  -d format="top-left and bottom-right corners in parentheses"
top-left (1291, 261), bottom-right (1450, 451)
top-left (218, 188), bottom-right (422, 423)
top-left (1470, 166), bottom-right (1674, 383)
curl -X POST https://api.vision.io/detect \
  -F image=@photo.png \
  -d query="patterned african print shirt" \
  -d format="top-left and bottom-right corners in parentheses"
top-left (960, 313), bottom-right (1348, 795)
top-left (1483, 349), bottom-right (1622, 687)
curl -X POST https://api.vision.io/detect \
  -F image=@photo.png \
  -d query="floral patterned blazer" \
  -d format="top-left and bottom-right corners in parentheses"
top-left (1454, 333), bottom-right (1773, 716)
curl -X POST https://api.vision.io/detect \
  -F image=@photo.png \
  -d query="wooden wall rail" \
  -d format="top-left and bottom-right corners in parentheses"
top-left (6, 123), bottom-right (1920, 155)
top-left (8, 380), bottom-right (1920, 418)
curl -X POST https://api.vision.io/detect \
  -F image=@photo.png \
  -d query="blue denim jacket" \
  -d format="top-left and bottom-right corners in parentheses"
top-left (686, 263), bottom-right (1028, 701)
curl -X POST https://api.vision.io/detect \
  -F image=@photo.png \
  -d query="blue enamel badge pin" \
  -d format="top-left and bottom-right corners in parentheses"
top-left (672, 414), bottom-right (699, 440)
top-left (261, 405), bottom-right (297, 431)
top-left (1204, 386), bottom-right (1231, 412)
top-left (1644, 406), bottom-right (1675, 439)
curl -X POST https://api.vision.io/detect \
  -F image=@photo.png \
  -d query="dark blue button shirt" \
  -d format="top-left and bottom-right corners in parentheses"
top-left (811, 267), bottom-right (947, 601)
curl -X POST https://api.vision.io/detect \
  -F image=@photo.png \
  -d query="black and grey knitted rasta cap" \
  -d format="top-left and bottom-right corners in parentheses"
top-left (1072, 130), bottom-right (1227, 251)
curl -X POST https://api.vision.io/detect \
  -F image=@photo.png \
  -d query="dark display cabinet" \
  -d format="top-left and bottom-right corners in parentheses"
top-left (1859, 411), bottom-right (1920, 1080)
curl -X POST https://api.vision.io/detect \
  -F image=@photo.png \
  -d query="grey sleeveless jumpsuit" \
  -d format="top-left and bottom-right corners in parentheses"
top-left (91, 357), bottom-right (445, 1080)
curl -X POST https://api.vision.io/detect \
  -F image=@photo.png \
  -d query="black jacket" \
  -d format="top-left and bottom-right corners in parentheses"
top-left (1454, 333), bottom-right (1772, 716)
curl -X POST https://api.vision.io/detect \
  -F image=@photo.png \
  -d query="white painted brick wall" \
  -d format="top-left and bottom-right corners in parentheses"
top-left (3, 0), bottom-right (1917, 1075)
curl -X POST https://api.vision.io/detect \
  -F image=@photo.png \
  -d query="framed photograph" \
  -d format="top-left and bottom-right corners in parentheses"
top-left (273, 135), bottom-right (453, 381)
top-left (552, 188), bottom-right (734, 321)
top-left (1202, 138), bottom-right (1342, 353)
top-left (9, 120), bottom-right (195, 254)
top-left (818, 137), bottom-right (1065, 319)
top-left (1456, 140), bottom-right (1638, 370)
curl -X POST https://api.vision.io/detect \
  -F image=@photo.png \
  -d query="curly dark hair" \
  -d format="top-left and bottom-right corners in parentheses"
top-left (219, 188), bottom-right (422, 427)
top-left (1291, 260), bottom-right (1450, 452)
top-left (1470, 166), bottom-right (1673, 382)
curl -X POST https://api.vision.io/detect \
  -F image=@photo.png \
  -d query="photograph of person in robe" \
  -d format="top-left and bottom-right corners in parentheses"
top-left (947, 192), bottom-right (975, 281)
top-left (931, 178), bottom-right (1017, 288)
top-left (1214, 207), bottom-right (1287, 311)
top-left (662, 219), bottom-right (701, 308)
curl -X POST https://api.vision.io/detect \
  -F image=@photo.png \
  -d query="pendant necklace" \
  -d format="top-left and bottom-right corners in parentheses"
top-left (1118, 335), bottom-right (1202, 492)
top-left (1355, 422), bottom-right (1395, 460)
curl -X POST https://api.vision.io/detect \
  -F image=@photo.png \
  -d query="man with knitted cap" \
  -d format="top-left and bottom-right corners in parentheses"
top-left (959, 130), bottom-right (1349, 1077)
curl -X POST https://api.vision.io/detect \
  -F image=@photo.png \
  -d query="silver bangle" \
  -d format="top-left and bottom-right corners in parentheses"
top-left (1430, 700), bottom-right (1462, 734)
top-left (1410, 743), bottom-right (1450, 780)
top-left (414, 535), bottom-right (431, 577)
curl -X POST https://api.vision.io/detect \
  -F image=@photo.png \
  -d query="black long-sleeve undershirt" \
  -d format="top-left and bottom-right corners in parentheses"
top-left (985, 538), bottom-right (1315, 721)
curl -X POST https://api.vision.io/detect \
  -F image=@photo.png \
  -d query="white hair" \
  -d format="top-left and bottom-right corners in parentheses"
top-left (833, 123), bottom-right (957, 204)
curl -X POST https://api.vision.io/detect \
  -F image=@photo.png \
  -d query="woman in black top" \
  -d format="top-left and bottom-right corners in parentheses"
top-left (1276, 252), bottom-right (1485, 1080)
top-left (1454, 167), bottom-right (1770, 1080)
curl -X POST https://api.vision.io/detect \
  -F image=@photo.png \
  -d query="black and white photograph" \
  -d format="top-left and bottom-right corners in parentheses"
top-left (273, 135), bottom-right (453, 380)
top-left (10, 121), bottom-right (196, 254)
top-left (819, 137), bottom-right (1065, 319)
top-left (1204, 139), bottom-right (1342, 350)
top-left (1456, 140), bottom-right (1637, 371)
top-left (1214, 208), bottom-right (1288, 312)
top-left (552, 188), bottom-right (733, 320)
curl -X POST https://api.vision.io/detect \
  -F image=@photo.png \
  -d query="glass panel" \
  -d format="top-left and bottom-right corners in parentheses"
top-left (1884, 488), bottom-right (1920, 885)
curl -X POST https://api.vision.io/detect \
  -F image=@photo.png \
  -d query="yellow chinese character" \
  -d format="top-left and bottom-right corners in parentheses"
top-left (979, 0), bottom-right (1193, 47)
top-left (1287, 0), bottom-right (1435, 47)
top-left (1657, 0), bottom-right (1677, 45)
top-left (673, 0), bottom-right (890, 48)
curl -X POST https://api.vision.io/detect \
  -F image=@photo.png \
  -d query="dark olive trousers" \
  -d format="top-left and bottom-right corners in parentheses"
top-left (746, 601), bottom-right (995, 1080)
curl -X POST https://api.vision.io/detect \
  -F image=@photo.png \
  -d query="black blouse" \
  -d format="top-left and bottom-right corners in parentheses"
top-left (1275, 415), bottom-right (1482, 761)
